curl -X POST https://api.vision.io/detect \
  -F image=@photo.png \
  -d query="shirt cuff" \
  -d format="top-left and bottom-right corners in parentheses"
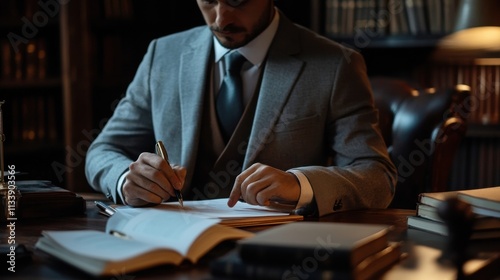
top-left (288, 169), bottom-right (314, 209)
top-left (117, 171), bottom-right (129, 205)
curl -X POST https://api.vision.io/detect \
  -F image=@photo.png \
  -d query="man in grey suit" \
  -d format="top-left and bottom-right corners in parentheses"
top-left (85, 0), bottom-right (397, 216)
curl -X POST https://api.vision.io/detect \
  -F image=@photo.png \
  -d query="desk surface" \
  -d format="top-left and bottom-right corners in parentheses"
top-left (1, 194), bottom-right (499, 279)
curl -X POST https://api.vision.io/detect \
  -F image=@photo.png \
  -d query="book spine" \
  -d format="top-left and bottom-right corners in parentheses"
top-left (210, 259), bottom-right (351, 280)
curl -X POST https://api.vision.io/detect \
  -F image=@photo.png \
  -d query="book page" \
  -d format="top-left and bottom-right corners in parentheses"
top-left (106, 209), bottom-right (220, 256)
top-left (38, 230), bottom-right (162, 261)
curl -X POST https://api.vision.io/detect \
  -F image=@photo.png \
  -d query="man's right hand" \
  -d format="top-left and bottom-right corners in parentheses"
top-left (122, 152), bottom-right (186, 206)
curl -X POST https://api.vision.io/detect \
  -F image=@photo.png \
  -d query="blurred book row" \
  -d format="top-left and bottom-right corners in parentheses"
top-left (1, 39), bottom-right (49, 81)
top-left (3, 95), bottom-right (60, 144)
top-left (0, 0), bottom-right (50, 21)
top-left (102, 0), bottom-right (134, 19)
top-left (325, 0), bottom-right (460, 37)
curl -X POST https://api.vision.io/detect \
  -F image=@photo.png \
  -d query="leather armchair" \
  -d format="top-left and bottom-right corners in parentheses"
top-left (370, 77), bottom-right (471, 209)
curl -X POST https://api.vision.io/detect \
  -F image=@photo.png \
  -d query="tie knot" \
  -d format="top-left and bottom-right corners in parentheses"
top-left (224, 51), bottom-right (247, 74)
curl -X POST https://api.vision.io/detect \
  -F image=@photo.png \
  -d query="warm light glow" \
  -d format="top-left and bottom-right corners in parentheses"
top-left (456, 84), bottom-right (471, 92)
top-left (435, 27), bottom-right (500, 60)
top-left (425, 88), bottom-right (436, 94)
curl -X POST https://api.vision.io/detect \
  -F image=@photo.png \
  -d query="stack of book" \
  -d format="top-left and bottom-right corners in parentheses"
top-left (210, 222), bottom-right (402, 280)
top-left (407, 186), bottom-right (500, 240)
top-left (16, 180), bottom-right (86, 219)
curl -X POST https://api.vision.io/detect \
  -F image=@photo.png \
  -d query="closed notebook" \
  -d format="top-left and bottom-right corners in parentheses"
top-left (237, 222), bottom-right (392, 269)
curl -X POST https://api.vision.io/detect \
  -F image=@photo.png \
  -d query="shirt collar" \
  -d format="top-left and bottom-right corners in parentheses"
top-left (214, 9), bottom-right (279, 68)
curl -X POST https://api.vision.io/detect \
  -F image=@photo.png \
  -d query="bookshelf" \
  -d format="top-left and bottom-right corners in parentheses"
top-left (0, 0), bottom-right (65, 185)
top-left (320, 0), bottom-right (500, 189)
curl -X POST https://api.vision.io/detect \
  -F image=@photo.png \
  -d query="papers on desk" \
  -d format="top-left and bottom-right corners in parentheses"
top-left (115, 198), bottom-right (303, 227)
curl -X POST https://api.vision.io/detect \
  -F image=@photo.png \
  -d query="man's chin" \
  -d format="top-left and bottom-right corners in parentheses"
top-left (215, 34), bottom-right (248, 49)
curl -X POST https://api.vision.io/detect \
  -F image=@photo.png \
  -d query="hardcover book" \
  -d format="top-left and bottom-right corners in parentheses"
top-left (211, 243), bottom-right (401, 280)
top-left (457, 186), bottom-right (500, 212)
top-left (237, 222), bottom-right (392, 269)
top-left (418, 186), bottom-right (500, 218)
top-left (407, 216), bottom-right (500, 240)
top-left (16, 180), bottom-right (86, 218)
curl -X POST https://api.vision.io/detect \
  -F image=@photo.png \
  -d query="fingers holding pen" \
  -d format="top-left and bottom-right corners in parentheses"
top-left (123, 152), bottom-right (186, 206)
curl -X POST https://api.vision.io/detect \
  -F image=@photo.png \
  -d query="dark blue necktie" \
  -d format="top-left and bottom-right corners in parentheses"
top-left (216, 51), bottom-right (247, 143)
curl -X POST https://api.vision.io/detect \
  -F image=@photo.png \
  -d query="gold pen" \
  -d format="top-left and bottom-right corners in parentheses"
top-left (155, 140), bottom-right (184, 207)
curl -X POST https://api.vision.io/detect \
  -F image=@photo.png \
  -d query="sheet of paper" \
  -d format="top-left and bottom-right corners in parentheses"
top-left (160, 198), bottom-right (292, 218)
top-left (115, 198), bottom-right (292, 219)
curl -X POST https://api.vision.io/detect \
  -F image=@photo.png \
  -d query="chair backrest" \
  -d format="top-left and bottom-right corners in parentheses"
top-left (370, 77), bottom-right (471, 209)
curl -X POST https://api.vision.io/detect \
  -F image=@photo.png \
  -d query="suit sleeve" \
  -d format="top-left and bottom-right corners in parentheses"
top-left (295, 50), bottom-right (397, 217)
top-left (85, 40), bottom-right (158, 203)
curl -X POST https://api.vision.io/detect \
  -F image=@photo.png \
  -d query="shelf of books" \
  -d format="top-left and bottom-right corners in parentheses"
top-left (323, 0), bottom-right (460, 44)
top-left (0, 0), bottom-right (65, 185)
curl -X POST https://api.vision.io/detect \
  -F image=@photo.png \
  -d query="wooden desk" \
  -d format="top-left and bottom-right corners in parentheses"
top-left (1, 195), bottom-right (498, 279)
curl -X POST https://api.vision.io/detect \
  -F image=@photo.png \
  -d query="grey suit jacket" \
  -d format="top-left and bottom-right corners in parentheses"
top-left (85, 13), bottom-right (397, 216)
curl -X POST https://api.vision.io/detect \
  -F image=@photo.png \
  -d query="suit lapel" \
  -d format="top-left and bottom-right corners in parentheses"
top-left (243, 14), bottom-right (304, 168)
top-left (179, 28), bottom-right (213, 171)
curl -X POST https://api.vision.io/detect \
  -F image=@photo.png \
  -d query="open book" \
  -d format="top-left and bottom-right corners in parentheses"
top-left (35, 209), bottom-right (253, 276)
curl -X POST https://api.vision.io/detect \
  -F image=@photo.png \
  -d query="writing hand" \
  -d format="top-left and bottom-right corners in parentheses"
top-left (227, 163), bottom-right (300, 208)
top-left (123, 152), bottom-right (186, 206)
